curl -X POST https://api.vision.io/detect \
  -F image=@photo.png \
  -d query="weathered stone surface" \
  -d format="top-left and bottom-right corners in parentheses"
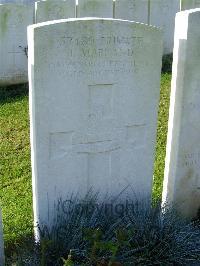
top-left (181, 0), bottom-right (200, 10)
top-left (77, 0), bottom-right (113, 18)
top-left (150, 0), bottom-right (180, 54)
top-left (115, 0), bottom-right (149, 24)
top-left (0, 0), bottom-right (34, 2)
top-left (162, 9), bottom-right (200, 219)
top-left (35, 0), bottom-right (75, 23)
top-left (0, 3), bottom-right (34, 86)
top-left (0, 0), bottom-right (180, 87)
top-left (0, 209), bottom-right (4, 266)
top-left (115, 0), bottom-right (180, 54)
top-left (28, 18), bottom-right (162, 230)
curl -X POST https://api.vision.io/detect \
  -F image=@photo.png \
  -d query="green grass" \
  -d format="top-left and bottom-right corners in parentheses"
top-left (0, 74), bottom-right (171, 253)
top-left (0, 85), bottom-right (33, 252)
top-left (153, 73), bottom-right (171, 201)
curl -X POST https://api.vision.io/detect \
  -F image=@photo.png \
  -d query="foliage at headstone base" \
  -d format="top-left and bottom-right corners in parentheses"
top-left (6, 193), bottom-right (200, 266)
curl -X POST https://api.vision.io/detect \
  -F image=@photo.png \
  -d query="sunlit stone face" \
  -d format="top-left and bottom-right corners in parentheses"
top-left (28, 18), bottom-right (162, 229)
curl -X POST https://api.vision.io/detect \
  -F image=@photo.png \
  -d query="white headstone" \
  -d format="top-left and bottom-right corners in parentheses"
top-left (0, 209), bottom-right (4, 266)
top-left (0, 3), bottom-right (34, 86)
top-left (115, 0), bottom-right (149, 24)
top-left (28, 18), bottom-right (162, 230)
top-left (162, 9), bottom-right (200, 219)
top-left (35, 0), bottom-right (76, 23)
top-left (150, 0), bottom-right (180, 54)
top-left (149, 0), bottom-right (163, 28)
top-left (0, 0), bottom-right (34, 2)
top-left (181, 0), bottom-right (200, 10)
top-left (77, 0), bottom-right (113, 18)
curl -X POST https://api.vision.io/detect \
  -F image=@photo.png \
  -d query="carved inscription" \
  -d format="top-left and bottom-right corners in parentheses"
top-left (56, 35), bottom-right (143, 58)
top-left (182, 152), bottom-right (200, 167)
top-left (49, 60), bottom-right (136, 77)
top-left (59, 35), bottom-right (143, 46)
top-left (48, 35), bottom-right (143, 76)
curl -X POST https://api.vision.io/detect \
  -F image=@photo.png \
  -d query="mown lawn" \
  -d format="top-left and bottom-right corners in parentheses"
top-left (153, 73), bottom-right (171, 201)
top-left (0, 73), bottom-right (171, 252)
top-left (0, 85), bottom-right (33, 252)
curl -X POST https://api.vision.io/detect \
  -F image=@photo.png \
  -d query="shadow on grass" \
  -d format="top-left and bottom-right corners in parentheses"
top-left (5, 232), bottom-right (35, 265)
top-left (162, 53), bottom-right (173, 73)
top-left (0, 83), bottom-right (28, 105)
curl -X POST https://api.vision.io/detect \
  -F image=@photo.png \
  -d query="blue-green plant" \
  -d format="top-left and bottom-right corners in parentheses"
top-left (6, 192), bottom-right (200, 265)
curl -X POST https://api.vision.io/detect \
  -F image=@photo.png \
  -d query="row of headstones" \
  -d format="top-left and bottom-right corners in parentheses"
top-left (181, 0), bottom-right (200, 10)
top-left (0, 0), bottom-right (189, 86)
top-left (28, 7), bottom-right (200, 237)
top-left (1, 2), bottom-right (200, 262)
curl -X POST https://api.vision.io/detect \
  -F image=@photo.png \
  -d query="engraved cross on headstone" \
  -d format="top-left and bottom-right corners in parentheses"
top-left (49, 83), bottom-right (146, 191)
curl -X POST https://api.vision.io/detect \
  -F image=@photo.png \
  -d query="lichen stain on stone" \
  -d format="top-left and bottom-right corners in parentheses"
top-left (44, 1), bottom-right (51, 17)
top-left (0, 8), bottom-right (10, 38)
top-left (83, 0), bottom-right (101, 12)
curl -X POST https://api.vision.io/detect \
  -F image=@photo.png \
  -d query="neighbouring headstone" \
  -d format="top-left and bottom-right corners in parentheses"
top-left (115, 0), bottom-right (149, 24)
top-left (0, 209), bottom-right (4, 266)
top-left (35, 0), bottom-right (76, 23)
top-left (28, 18), bottom-right (162, 231)
top-left (181, 0), bottom-right (200, 10)
top-left (150, 0), bottom-right (180, 54)
top-left (0, 0), bottom-right (34, 2)
top-left (77, 0), bottom-right (113, 18)
top-left (162, 9), bottom-right (200, 219)
top-left (0, 3), bottom-right (34, 86)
